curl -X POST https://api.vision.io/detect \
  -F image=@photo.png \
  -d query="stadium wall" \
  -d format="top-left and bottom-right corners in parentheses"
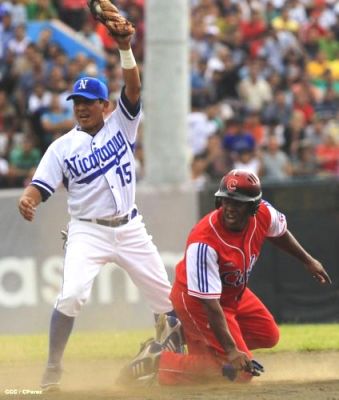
top-left (0, 187), bottom-right (198, 334)
top-left (200, 178), bottom-right (339, 323)
top-left (0, 180), bottom-right (338, 334)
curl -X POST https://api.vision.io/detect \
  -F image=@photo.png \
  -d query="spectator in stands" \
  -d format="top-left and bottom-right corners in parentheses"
top-left (325, 118), bottom-right (339, 145)
top-left (40, 93), bottom-right (74, 151)
top-left (7, 134), bottom-right (41, 187)
top-left (191, 57), bottom-right (212, 108)
top-left (262, 134), bottom-right (293, 181)
top-left (36, 28), bottom-right (53, 58)
top-left (288, 0), bottom-right (307, 26)
top-left (7, 23), bottom-right (31, 58)
top-left (0, 47), bottom-right (16, 97)
top-left (15, 49), bottom-right (47, 121)
top-left (190, 13), bottom-right (216, 61)
top-left (313, 0), bottom-right (337, 31)
top-left (45, 65), bottom-right (67, 93)
top-left (262, 118), bottom-right (285, 149)
top-left (315, 130), bottom-right (339, 176)
top-left (282, 110), bottom-right (307, 158)
top-left (225, 27), bottom-right (248, 68)
top-left (95, 21), bottom-right (117, 53)
top-left (188, 100), bottom-right (220, 156)
top-left (240, 7), bottom-right (267, 42)
top-left (307, 50), bottom-right (331, 81)
top-left (127, 2), bottom-right (144, 61)
top-left (27, 81), bottom-right (52, 146)
top-left (233, 147), bottom-right (263, 177)
top-left (318, 28), bottom-right (339, 61)
top-left (51, 48), bottom-right (69, 78)
top-left (205, 133), bottom-right (230, 182)
top-left (0, 154), bottom-right (9, 187)
top-left (242, 110), bottom-right (265, 148)
top-left (262, 90), bottom-right (292, 127)
top-left (272, 5), bottom-right (299, 33)
top-left (237, 59), bottom-right (272, 112)
top-left (314, 86), bottom-right (338, 119)
top-left (0, 88), bottom-right (18, 158)
top-left (190, 152), bottom-right (210, 191)
top-left (239, 8), bottom-right (266, 58)
top-left (64, 59), bottom-right (83, 83)
top-left (0, 10), bottom-right (14, 60)
top-left (59, 0), bottom-right (88, 32)
top-left (305, 115), bottom-right (327, 147)
top-left (14, 42), bottom-right (40, 75)
top-left (9, 0), bottom-right (27, 27)
top-left (73, 52), bottom-right (92, 76)
top-left (291, 74), bottom-right (322, 107)
top-left (223, 116), bottom-right (257, 172)
top-left (302, 24), bottom-right (321, 59)
top-left (26, 0), bottom-right (58, 21)
top-left (78, 21), bottom-right (104, 51)
top-left (260, 27), bottom-right (285, 75)
top-left (292, 139), bottom-right (319, 178)
top-left (293, 89), bottom-right (315, 125)
top-left (0, 0), bottom-right (337, 189)
top-left (208, 45), bottom-right (240, 101)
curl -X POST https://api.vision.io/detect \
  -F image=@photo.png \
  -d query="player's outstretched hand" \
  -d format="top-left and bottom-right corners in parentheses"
top-left (18, 196), bottom-right (37, 221)
top-left (306, 258), bottom-right (332, 284)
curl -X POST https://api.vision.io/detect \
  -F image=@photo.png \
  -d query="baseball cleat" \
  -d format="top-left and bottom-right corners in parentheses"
top-left (40, 365), bottom-right (62, 392)
top-left (155, 314), bottom-right (185, 353)
top-left (117, 338), bottom-right (163, 384)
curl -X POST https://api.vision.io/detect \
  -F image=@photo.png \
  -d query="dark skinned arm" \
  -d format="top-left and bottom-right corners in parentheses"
top-left (268, 230), bottom-right (332, 284)
top-left (200, 297), bottom-right (253, 371)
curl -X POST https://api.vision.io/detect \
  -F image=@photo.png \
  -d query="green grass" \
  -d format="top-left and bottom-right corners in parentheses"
top-left (255, 323), bottom-right (339, 353)
top-left (0, 324), bottom-right (338, 364)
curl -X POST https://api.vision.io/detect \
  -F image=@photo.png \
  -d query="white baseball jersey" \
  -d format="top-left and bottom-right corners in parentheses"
top-left (30, 88), bottom-right (173, 317)
top-left (31, 89), bottom-right (140, 219)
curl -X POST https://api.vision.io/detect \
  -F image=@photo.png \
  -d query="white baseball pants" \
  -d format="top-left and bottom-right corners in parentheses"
top-left (55, 214), bottom-right (173, 317)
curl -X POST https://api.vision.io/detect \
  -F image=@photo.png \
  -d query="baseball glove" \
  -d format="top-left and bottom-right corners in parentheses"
top-left (88, 0), bottom-right (135, 37)
top-left (222, 359), bottom-right (264, 381)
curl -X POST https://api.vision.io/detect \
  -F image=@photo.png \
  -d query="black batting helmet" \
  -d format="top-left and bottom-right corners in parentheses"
top-left (215, 169), bottom-right (262, 215)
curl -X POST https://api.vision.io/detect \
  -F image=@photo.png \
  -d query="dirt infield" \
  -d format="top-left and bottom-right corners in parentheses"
top-left (0, 351), bottom-right (338, 400)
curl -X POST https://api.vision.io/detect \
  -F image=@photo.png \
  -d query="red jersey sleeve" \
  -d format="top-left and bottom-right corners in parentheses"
top-left (262, 200), bottom-right (287, 237)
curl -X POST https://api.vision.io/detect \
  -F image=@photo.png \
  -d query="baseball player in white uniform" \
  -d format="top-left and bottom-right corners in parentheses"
top-left (18, 34), bottom-right (176, 391)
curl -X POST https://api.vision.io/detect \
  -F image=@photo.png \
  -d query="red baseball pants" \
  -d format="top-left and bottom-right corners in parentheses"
top-left (158, 284), bottom-right (279, 385)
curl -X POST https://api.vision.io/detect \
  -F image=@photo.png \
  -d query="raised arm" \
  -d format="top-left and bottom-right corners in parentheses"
top-left (87, 0), bottom-right (141, 105)
top-left (116, 35), bottom-right (141, 106)
top-left (268, 230), bottom-right (332, 284)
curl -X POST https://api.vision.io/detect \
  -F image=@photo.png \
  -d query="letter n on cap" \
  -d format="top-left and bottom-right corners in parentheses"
top-left (79, 79), bottom-right (88, 90)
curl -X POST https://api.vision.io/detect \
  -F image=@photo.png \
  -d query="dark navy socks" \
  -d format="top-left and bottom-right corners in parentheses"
top-left (47, 308), bottom-right (75, 367)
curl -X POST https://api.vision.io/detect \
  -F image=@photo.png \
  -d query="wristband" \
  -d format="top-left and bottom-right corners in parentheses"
top-left (119, 48), bottom-right (137, 69)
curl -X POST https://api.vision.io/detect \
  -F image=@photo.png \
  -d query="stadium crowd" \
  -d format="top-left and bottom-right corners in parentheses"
top-left (0, 0), bottom-right (338, 189)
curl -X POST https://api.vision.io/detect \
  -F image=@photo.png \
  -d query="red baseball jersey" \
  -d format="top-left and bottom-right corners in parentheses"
top-left (175, 201), bottom-right (287, 305)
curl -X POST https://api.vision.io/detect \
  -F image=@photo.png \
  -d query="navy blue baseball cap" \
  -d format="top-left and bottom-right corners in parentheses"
top-left (66, 77), bottom-right (109, 101)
